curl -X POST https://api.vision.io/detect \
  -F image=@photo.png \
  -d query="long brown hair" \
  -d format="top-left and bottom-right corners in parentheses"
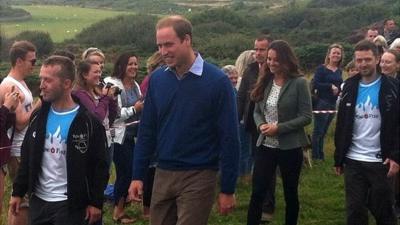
top-left (251, 40), bottom-right (300, 102)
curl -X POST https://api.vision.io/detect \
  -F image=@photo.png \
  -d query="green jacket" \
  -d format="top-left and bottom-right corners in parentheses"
top-left (253, 75), bottom-right (312, 150)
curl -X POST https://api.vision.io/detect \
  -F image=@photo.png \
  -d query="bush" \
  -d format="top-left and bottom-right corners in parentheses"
top-left (13, 31), bottom-right (54, 57)
top-left (196, 33), bottom-right (253, 61)
top-left (74, 14), bottom-right (158, 53)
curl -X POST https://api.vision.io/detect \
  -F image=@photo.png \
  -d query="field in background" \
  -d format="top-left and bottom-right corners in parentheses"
top-left (1, 5), bottom-right (132, 42)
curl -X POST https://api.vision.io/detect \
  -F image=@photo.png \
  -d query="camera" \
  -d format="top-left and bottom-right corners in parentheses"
top-left (99, 79), bottom-right (122, 96)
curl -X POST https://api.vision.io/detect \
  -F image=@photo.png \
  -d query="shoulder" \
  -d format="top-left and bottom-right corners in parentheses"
top-left (382, 75), bottom-right (399, 92)
top-left (203, 61), bottom-right (226, 78)
top-left (315, 65), bottom-right (326, 74)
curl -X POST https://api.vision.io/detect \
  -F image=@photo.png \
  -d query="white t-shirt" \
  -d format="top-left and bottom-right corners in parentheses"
top-left (35, 105), bottom-right (79, 202)
top-left (2, 76), bottom-right (33, 157)
top-left (346, 77), bottom-right (382, 162)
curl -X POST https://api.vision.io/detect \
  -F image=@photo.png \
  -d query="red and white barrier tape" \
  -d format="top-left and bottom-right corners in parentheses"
top-left (0, 145), bottom-right (21, 150)
top-left (110, 120), bottom-right (140, 129)
top-left (312, 110), bottom-right (337, 114)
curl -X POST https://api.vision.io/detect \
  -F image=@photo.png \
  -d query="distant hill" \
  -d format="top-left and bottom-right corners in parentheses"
top-left (0, 3), bottom-right (31, 21)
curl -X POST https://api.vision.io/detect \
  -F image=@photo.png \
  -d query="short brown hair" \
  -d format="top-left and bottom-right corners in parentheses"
top-left (354, 40), bottom-right (379, 58)
top-left (255, 34), bottom-right (273, 43)
top-left (42, 55), bottom-right (76, 82)
top-left (9, 40), bottom-right (36, 67)
top-left (156, 15), bottom-right (192, 43)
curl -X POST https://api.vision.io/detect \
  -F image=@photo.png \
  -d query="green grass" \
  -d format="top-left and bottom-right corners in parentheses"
top-left (1, 123), bottom-right (385, 225)
top-left (1, 5), bottom-right (132, 42)
top-left (0, 123), bottom-right (346, 225)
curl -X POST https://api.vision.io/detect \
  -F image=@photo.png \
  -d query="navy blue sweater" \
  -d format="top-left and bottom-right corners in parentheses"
top-left (133, 62), bottom-right (240, 194)
top-left (314, 65), bottom-right (343, 105)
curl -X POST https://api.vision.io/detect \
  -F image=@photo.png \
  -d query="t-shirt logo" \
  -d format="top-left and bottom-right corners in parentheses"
top-left (355, 96), bottom-right (379, 120)
top-left (72, 133), bottom-right (88, 154)
top-left (44, 126), bottom-right (67, 156)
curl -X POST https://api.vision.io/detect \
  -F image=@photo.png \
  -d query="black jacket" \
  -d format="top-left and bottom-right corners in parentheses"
top-left (334, 74), bottom-right (399, 167)
top-left (12, 100), bottom-right (109, 209)
top-left (237, 62), bottom-right (259, 132)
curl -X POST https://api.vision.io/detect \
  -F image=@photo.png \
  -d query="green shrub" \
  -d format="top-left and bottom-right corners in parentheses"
top-left (13, 31), bottom-right (54, 57)
top-left (74, 14), bottom-right (158, 53)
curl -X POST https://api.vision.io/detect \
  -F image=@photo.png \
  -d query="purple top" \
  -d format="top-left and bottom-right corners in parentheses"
top-left (140, 75), bottom-right (151, 97)
top-left (72, 89), bottom-right (118, 125)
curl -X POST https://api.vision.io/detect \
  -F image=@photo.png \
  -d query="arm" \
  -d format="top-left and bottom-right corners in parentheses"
top-left (236, 68), bottom-right (251, 120)
top-left (253, 99), bottom-right (266, 131)
top-left (73, 90), bottom-right (110, 122)
top-left (277, 78), bottom-right (312, 134)
top-left (11, 115), bottom-right (35, 198)
top-left (216, 76), bottom-right (240, 215)
top-left (217, 76), bottom-right (240, 194)
top-left (87, 119), bottom-right (109, 210)
top-left (314, 66), bottom-right (334, 91)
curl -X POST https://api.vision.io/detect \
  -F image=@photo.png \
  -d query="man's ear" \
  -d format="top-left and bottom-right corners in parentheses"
top-left (183, 34), bottom-right (192, 46)
top-left (63, 78), bottom-right (73, 89)
top-left (15, 57), bottom-right (24, 66)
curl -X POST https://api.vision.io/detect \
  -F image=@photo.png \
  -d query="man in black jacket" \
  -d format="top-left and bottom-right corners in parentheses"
top-left (237, 35), bottom-right (276, 222)
top-left (9, 56), bottom-right (109, 225)
top-left (334, 40), bottom-right (399, 225)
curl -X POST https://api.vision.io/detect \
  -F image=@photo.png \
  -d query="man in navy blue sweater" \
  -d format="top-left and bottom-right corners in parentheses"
top-left (128, 15), bottom-right (240, 225)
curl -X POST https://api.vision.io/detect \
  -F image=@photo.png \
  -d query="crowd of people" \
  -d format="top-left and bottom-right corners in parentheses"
top-left (0, 14), bottom-right (399, 225)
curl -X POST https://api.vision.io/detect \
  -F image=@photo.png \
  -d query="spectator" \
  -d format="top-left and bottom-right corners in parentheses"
top-left (9, 56), bottom-right (109, 225)
top-left (345, 60), bottom-right (358, 78)
top-left (222, 65), bottom-right (239, 88)
top-left (311, 43), bottom-right (344, 160)
top-left (129, 15), bottom-right (240, 225)
top-left (140, 51), bottom-right (164, 220)
top-left (104, 52), bottom-right (143, 224)
top-left (365, 28), bottom-right (379, 42)
top-left (334, 40), bottom-right (399, 225)
top-left (383, 19), bottom-right (400, 44)
top-left (235, 50), bottom-right (255, 89)
top-left (237, 35), bottom-right (277, 223)
top-left (380, 49), bottom-right (400, 79)
top-left (0, 87), bottom-right (19, 225)
top-left (140, 51), bottom-right (164, 97)
top-left (82, 47), bottom-right (106, 70)
top-left (73, 60), bottom-right (118, 152)
top-left (390, 38), bottom-right (400, 51)
top-left (247, 40), bottom-right (312, 225)
top-left (0, 40), bottom-right (41, 225)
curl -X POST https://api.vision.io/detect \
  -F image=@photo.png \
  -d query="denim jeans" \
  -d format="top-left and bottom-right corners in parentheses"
top-left (311, 99), bottom-right (336, 160)
top-left (247, 146), bottom-right (303, 225)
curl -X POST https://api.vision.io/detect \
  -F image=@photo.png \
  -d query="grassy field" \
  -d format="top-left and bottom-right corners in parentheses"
top-left (0, 124), bottom-right (352, 225)
top-left (1, 5), bottom-right (132, 42)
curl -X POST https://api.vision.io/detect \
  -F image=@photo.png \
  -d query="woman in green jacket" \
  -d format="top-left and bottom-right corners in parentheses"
top-left (247, 40), bottom-right (312, 225)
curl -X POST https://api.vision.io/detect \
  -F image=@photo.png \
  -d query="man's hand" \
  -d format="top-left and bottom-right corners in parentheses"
top-left (85, 205), bottom-right (101, 224)
top-left (9, 196), bottom-right (22, 216)
top-left (383, 158), bottom-right (399, 178)
top-left (128, 180), bottom-right (143, 202)
top-left (217, 193), bottom-right (236, 215)
top-left (334, 166), bottom-right (343, 176)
